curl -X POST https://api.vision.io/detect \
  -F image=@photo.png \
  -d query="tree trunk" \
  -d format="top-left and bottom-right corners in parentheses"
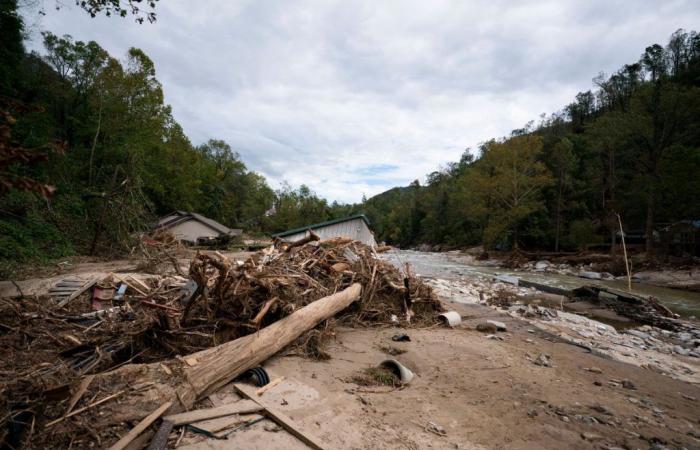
top-left (178, 282), bottom-right (361, 404)
top-left (555, 183), bottom-right (563, 252)
top-left (645, 187), bottom-right (655, 258)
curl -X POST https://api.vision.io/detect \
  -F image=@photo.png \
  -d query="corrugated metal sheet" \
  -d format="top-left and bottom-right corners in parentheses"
top-left (283, 217), bottom-right (377, 247)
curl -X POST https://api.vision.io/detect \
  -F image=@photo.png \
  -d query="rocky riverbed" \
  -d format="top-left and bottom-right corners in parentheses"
top-left (385, 250), bottom-right (700, 384)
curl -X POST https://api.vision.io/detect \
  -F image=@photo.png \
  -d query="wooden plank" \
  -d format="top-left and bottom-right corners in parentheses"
top-left (63, 375), bottom-right (95, 416)
top-left (145, 420), bottom-right (173, 450)
top-left (57, 279), bottom-right (97, 308)
top-left (163, 400), bottom-right (263, 426)
top-left (256, 376), bottom-right (285, 396)
top-left (107, 401), bottom-right (173, 450)
top-left (234, 383), bottom-right (326, 450)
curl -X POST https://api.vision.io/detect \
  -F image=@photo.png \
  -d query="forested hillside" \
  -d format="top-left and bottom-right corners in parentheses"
top-left (0, 1), bottom-right (351, 274)
top-left (363, 29), bottom-right (700, 254)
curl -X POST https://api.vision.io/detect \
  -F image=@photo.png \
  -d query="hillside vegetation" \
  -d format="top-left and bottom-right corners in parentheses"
top-left (0, 1), bottom-right (354, 275)
top-left (363, 29), bottom-right (700, 253)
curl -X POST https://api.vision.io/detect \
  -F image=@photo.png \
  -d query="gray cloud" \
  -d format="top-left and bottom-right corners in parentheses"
top-left (22, 0), bottom-right (700, 202)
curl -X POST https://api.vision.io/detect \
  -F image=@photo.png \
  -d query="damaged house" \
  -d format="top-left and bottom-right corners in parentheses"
top-left (156, 211), bottom-right (242, 244)
top-left (273, 214), bottom-right (377, 247)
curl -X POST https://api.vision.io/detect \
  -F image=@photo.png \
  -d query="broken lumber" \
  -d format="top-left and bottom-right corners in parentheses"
top-left (285, 229), bottom-right (321, 251)
top-left (234, 382), bottom-right (326, 450)
top-left (107, 401), bottom-right (173, 450)
top-left (256, 376), bottom-right (285, 396)
top-left (163, 400), bottom-right (262, 426)
top-left (56, 279), bottom-right (96, 307)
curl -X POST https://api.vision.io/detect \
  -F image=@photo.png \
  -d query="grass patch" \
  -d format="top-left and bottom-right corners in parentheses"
top-left (351, 366), bottom-right (401, 387)
top-left (378, 345), bottom-right (406, 356)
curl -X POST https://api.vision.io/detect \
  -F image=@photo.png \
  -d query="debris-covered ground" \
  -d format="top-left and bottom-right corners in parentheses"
top-left (1, 243), bottom-right (699, 449)
top-left (0, 235), bottom-right (441, 448)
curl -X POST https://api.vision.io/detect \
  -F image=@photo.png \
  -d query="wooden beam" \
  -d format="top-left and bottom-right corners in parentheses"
top-left (234, 383), bottom-right (326, 450)
top-left (56, 279), bottom-right (96, 307)
top-left (163, 400), bottom-right (263, 426)
top-left (107, 401), bottom-right (173, 450)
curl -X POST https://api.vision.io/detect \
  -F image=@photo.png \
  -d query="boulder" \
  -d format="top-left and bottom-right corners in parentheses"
top-left (486, 320), bottom-right (507, 332)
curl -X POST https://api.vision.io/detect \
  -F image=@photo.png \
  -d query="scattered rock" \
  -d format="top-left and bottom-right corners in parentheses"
top-left (391, 333), bottom-right (411, 342)
top-left (581, 431), bottom-right (603, 441)
top-left (680, 393), bottom-right (696, 401)
top-left (621, 379), bottom-right (636, 390)
top-left (486, 320), bottom-right (507, 331)
top-left (534, 354), bottom-right (552, 367)
top-left (627, 329), bottom-right (652, 341)
top-left (485, 334), bottom-right (503, 341)
top-left (425, 421), bottom-right (447, 436)
top-left (584, 367), bottom-right (603, 374)
top-left (264, 423), bottom-right (282, 432)
top-left (476, 322), bottom-right (498, 333)
top-left (673, 345), bottom-right (690, 356)
top-left (579, 271), bottom-right (602, 280)
top-left (535, 261), bottom-right (550, 270)
top-left (590, 404), bottom-right (613, 415)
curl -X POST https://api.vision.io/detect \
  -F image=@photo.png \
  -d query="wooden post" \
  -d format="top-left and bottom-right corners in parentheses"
top-left (617, 213), bottom-right (632, 292)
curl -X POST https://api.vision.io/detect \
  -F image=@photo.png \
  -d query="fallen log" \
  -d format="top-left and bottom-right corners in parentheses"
top-left (177, 282), bottom-right (362, 406)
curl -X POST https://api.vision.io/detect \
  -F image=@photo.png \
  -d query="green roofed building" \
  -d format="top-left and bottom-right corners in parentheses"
top-left (272, 214), bottom-right (377, 247)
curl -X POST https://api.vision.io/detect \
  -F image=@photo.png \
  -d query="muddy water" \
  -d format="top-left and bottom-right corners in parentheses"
top-left (389, 250), bottom-right (700, 319)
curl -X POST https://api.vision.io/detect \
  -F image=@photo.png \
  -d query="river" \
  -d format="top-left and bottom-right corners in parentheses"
top-left (386, 250), bottom-right (700, 319)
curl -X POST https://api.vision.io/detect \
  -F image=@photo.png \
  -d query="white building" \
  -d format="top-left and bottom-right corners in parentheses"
top-left (273, 214), bottom-right (376, 247)
top-left (156, 211), bottom-right (242, 244)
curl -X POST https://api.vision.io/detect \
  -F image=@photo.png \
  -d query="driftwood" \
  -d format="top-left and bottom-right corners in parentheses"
top-left (176, 282), bottom-right (362, 407)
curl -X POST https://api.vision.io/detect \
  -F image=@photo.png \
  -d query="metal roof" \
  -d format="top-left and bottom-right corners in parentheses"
top-left (272, 214), bottom-right (371, 238)
top-left (157, 211), bottom-right (241, 235)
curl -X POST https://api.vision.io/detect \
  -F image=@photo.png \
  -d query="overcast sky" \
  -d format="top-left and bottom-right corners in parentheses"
top-left (22, 0), bottom-right (700, 203)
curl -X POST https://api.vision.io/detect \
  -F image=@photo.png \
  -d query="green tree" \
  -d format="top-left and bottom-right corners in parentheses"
top-left (466, 135), bottom-right (553, 249)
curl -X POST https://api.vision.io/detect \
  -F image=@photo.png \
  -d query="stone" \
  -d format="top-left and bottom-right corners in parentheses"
top-left (590, 404), bottom-right (612, 415)
top-left (627, 329), bottom-right (652, 341)
top-left (561, 416), bottom-right (570, 423)
top-left (486, 320), bottom-right (507, 331)
top-left (621, 379), bottom-right (636, 390)
top-left (579, 271), bottom-right (602, 280)
top-left (673, 345), bottom-right (690, 356)
top-left (584, 367), bottom-right (603, 374)
top-left (476, 322), bottom-right (498, 333)
top-left (534, 353), bottom-right (552, 367)
top-left (581, 432), bottom-right (603, 441)
top-left (535, 261), bottom-right (550, 270)
top-left (677, 332), bottom-right (692, 341)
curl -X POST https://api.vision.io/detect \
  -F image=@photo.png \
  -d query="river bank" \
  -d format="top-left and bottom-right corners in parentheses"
top-left (384, 250), bottom-right (700, 384)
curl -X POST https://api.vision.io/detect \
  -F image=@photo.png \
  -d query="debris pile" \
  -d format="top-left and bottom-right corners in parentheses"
top-left (0, 237), bottom-right (442, 448)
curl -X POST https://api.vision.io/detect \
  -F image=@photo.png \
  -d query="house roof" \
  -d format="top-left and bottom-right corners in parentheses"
top-left (272, 214), bottom-right (371, 238)
top-left (157, 211), bottom-right (241, 235)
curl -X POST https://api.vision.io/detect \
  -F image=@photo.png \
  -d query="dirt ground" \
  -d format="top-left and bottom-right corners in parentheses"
top-left (175, 300), bottom-right (700, 450)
